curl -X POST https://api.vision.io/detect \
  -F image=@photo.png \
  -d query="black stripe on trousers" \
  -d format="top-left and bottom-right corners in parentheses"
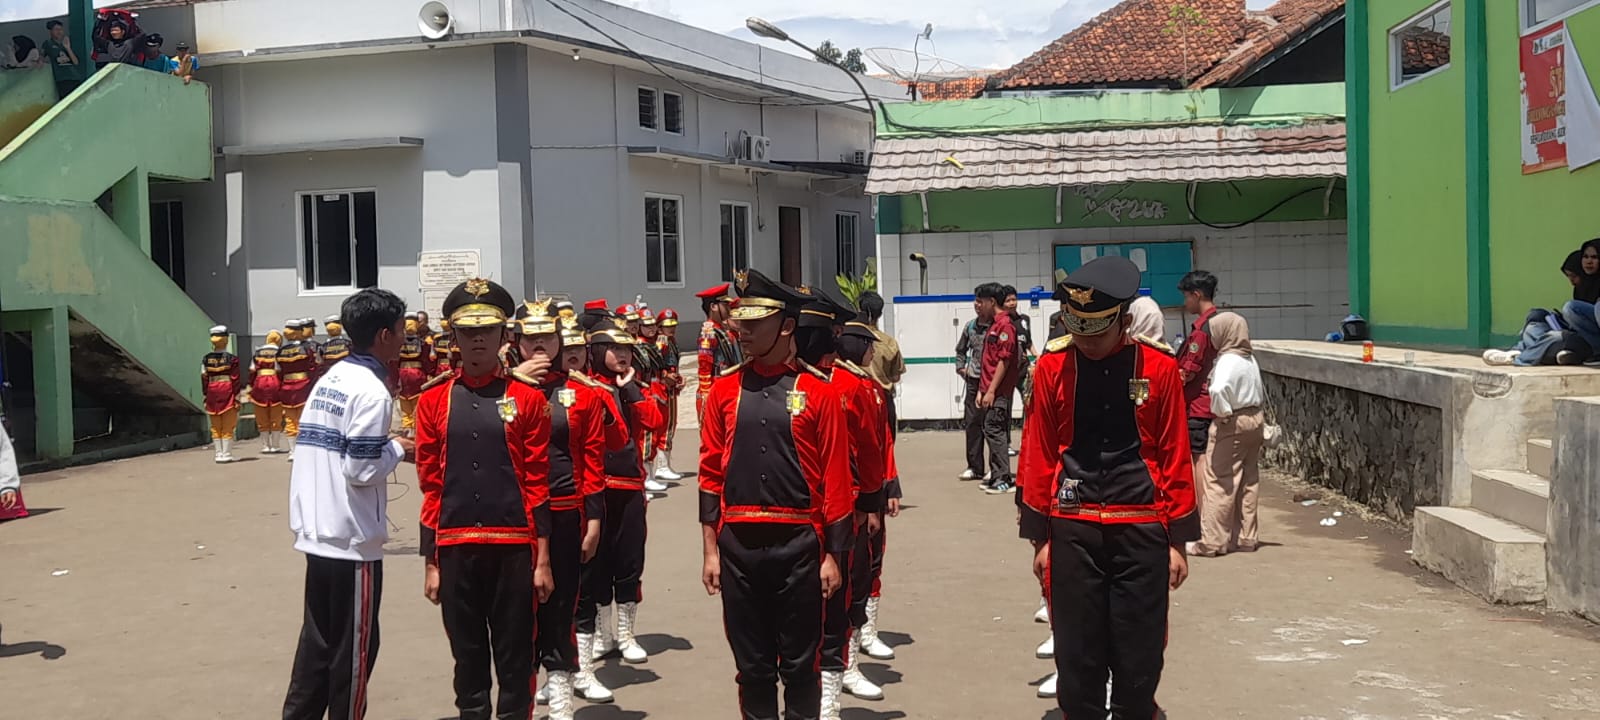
top-left (719, 523), bottom-right (824, 720)
top-left (283, 555), bottom-right (382, 720)
top-left (1048, 518), bottom-right (1170, 720)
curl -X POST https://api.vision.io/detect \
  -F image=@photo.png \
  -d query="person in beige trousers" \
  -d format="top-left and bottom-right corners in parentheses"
top-left (1195, 312), bottom-right (1265, 556)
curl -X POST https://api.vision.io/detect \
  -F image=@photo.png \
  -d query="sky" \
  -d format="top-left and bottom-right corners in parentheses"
top-left (3, 0), bottom-right (1276, 71)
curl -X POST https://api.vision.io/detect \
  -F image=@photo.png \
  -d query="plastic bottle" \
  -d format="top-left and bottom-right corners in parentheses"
top-left (1362, 340), bottom-right (1375, 363)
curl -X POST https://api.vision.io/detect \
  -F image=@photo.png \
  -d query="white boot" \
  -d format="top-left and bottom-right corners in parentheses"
top-left (841, 644), bottom-right (883, 700)
top-left (617, 602), bottom-right (648, 663)
top-left (1034, 597), bottom-right (1050, 624)
top-left (535, 682), bottom-right (548, 705)
top-left (270, 431), bottom-right (285, 453)
top-left (1036, 633), bottom-right (1054, 659)
top-left (213, 439), bottom-right (224, 463)
top-left (593, 605), bottom-right (615, 659)
top-left (859, 597), bottom-right (895, 660)
top-left (1038, 672), bottom-right (1058, 698)
top-left (653, 454), bottom-right (683, 481)
top-left (820, 671), bottom-right (844, 720)
top-left (644, 474), bottom-right (669, 493)
top-left (219, 438), bottom-right (234, 463)
top-left (547, 670), bottom-right (576, 720)
top-left (574, 634), bottom-right (614, 703)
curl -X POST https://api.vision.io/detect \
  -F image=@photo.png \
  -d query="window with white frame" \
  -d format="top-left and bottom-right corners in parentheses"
top-left (719, 202), bottom-right (752, 282)
top-left (638, 87), bottom-right (658, 131)
top-left (663, 91), bottom-right (684, 135)
top-left (1524, 0), bottom-right (1600, 31)
top-left (298, 190), bottom-right (378, 292)
top-left (835, 212), bottom-right (859, 276)
top-left (644, 194), bottom-right (683, 287)
top-left (1390, 1), bottom-right (1452, 90)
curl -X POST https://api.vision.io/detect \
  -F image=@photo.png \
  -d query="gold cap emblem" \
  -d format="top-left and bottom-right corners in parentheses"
top-left (734, 269), bottom-right (750, 293)
top-left (466, 278), bottom-right (491, 298)
top-left (1067, 287), bottom-right (1096, 306)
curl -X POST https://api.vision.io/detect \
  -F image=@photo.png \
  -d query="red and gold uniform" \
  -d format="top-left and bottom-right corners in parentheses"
top-left (695, 283), bottom-right (741, 419)
top-left (1018, 257), bottom-right (1198, 719)
top-left (317, 314), bottom-right (353, 379)
top-left (416, 279), bottom-right (552, 720)
top-left (653, 309), bottom-right (684, 465)
top-left (699, 270), bottom-right (853, 719)
top-left (202, 325), bottom-right (242, 463)
top-left (276, 320), bottom-right (317, 440)
top-left (249, 330), bottom-right (289, 455)
top-left (395, 316), bottom-right (436, 436)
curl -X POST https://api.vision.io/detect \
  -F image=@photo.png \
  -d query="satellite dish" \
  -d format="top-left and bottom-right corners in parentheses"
top-left (862, 47), bottom-right (977, 83)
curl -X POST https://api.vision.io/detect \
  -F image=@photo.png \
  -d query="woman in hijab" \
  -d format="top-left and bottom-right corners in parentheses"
top-left (1559, 239), bottom-right (1600, 359)
top-left (1125, 290), bottom-right (1166, 345)
top-left (1194, 312), bottom-right (1264, 557)
top-left (1487, 249), bottom-right (1595, 365)
top-left (4, 36), bottom-right (42, 69)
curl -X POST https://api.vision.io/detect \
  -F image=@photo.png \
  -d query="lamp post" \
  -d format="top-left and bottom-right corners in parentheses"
top-left (745, 17), bottom-right (879, 156)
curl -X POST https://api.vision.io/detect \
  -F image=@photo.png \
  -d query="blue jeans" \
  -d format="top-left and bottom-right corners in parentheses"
top-left (1562, 300), bottom-right (1600, 356)
top-left (1511, 320), bottom-right (1563, 366)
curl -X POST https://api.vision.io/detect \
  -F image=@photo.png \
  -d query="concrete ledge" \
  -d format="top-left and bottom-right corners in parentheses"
top-left (1413, 506), bottom-right (1546, 605)
top-left (1549, 397), bottom-right (1600, 623)
top-left (1527, 438), bottom-right (1554, 480)
top-left (1470, 469), bottom-right (1550, 535)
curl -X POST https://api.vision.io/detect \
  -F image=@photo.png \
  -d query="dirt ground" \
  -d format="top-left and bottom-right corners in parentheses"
top-left (3, 429), bottom-right (1599, 719)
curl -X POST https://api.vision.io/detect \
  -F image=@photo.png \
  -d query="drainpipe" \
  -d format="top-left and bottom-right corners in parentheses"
top-left (908, 252), bottom-right (929, 295)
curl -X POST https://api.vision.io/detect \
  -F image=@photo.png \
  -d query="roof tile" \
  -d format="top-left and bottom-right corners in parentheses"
top-left (1190, 0), bottom-right (1345, 88)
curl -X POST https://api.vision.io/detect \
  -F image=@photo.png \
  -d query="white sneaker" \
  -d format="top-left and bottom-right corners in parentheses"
top-left (644, 477), bottom-right (669, 493)
top-left (1038, 672), bottom-right (1058, 698)
top-left (1035, 634), bottom-right (1054, 659)
top-left (1034, 598), bottom-right (1050, 624)
top-left (841, 644), bottom-right (884, 700)
top-left (617, 602), bottom-right (649, 664)
top-left (1482, 349), bottom-right (1515, 366)
top-left (958, 469), bottom-right (979, 481)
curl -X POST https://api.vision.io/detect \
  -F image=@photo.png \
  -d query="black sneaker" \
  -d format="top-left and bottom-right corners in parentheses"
top-left (1557, 349), bottom-right (1581, 365)
top-left (984, 480), bottom-right (1016, 495)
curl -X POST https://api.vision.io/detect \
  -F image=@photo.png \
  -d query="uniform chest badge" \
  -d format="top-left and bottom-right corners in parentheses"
top-left (785, 390), bottom-right (807, 416)
top-left (556, 387), bottom-right (576, 408)
top-left (1188, 341), bottom-right (1200, 355)
top-left (1128, 378), bottom-right (1151, 406)
top-left (496, 396), bottom-right (519, 423)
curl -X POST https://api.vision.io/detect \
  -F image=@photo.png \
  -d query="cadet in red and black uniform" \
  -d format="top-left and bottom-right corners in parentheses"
top-left (699, 270), bottom-right (854, 720)
top-left (580, 307), bottom-right (665, 667)
top-left (202, 325), bottom-right (242, 464)
top-left (249, 330), bottom-right (288, 455)
top-left (507, 301), bottom-right (610, 720)
top-left (696, 283), bottom-right (742, 420)
top-left (653, 308), bottom-right (686, 481)
top-left (416, 279), bottom-right (555, 720)
top-left (841, 320), bottom-right (900, 663)
top-left (1017, 256), bottom-right (1199, 719)
top-left (318, 314), bottom-right (353, 378)
top-left (276, 319), bottom-right (317, 450)
top-left (395, 314), bottom-right (435, 437)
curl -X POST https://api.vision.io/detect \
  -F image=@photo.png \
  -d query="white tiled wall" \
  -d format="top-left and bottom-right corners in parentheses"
top-left (884, 220), bottom-right (1350, 341)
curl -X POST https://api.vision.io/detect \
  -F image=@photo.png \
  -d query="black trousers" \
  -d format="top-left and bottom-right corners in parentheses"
top-left (1048, 518), bottom-right (1170, 719)
top-left (868, 522), bottom-right (886, 598)
top-left (438, 544), bottom-right (536, 720)
top-left (591, 487), bottom-right (647, 607)
top-left (537, 510), bottom-right (583, 673)
top-left (847, 522), bottom-right (873, 629)
top-left (719, 524), bottom-right (823, 720)
top-left (962, 380), bottom-right (1013, 483)
top-left (283, 555), bottom-right (382, 720)
top-left (819, 547), bottom-right (853, 672)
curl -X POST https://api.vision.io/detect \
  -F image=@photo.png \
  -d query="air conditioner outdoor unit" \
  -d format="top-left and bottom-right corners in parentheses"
top-left (745, 135), bottom-right (772, 162)
top-left (842, 149), bottom-right (869, 165)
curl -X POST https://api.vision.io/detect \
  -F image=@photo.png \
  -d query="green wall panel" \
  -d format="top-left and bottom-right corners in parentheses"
top-left (1366, 0), bottom-right (1470, 333)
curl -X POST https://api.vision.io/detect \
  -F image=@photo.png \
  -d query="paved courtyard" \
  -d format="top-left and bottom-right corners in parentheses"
top-left (3, 429), bottom-right (1599, 719)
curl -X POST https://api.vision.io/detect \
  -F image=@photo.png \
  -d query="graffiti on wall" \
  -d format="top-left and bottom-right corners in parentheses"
top-left (1073, 185), bottom-right (1170, 223)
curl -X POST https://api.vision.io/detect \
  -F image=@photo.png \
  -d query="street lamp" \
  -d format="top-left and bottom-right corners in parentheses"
top-left (745, 16), bottom-right (879, 155)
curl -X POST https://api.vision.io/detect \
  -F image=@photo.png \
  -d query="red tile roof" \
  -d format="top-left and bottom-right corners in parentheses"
top-left (1398, 29), bottom-right (1450, 76)
top-left (1190, 0), bottom-right (1345, 88)
top-left (989, 0), bottom-right (1344, 92)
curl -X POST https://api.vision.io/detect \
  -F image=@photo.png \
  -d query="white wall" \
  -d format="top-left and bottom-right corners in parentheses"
top-left (885, 219), bottom-right (1350, 342)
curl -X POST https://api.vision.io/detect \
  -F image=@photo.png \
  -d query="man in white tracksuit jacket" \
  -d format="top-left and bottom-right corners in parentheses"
top-left (283, 289), bottom-right (414, 720)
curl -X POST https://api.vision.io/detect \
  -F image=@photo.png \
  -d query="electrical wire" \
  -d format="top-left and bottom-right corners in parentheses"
top-left (545, 0), bottom-right (866, 109)
top-left (1184, 182), bottom-right (1344, 229)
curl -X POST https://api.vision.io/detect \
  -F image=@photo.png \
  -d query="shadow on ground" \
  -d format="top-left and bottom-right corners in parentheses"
top-left (841, 708), bottom-right (906, 720)
top-left (636, 633), bottom-right (692, 655)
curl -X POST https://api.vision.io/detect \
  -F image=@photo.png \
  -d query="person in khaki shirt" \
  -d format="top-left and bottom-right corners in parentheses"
top-left (856, 292), bottom-right (904, 390)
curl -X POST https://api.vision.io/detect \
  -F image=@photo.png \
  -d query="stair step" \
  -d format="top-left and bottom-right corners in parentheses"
top-left (1526, 438), bottom-right (1553, 480)
top-left (1471, 469), bottom-right (1550, 534)
top-left (1412, 507), bottom-right (1545, 605)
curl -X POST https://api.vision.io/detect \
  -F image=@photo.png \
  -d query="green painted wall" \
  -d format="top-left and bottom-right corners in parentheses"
top-left (1487, 3), bottom-right (1600, 336)
top-left (1365, 0), bottom-right (1470, 338)
top-left (0, 68), bottom-right (56, 150)
top-left (886, 179), bottom-right (1343, 234)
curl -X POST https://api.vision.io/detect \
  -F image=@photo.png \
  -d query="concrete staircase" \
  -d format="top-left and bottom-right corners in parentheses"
top-left (1413, 438), bottom-right (1553, 604)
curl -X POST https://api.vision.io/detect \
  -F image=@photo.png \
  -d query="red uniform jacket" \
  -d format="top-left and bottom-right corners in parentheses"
top-left (1017, 338), bottom-right (1199, 543)
top-left (276, 341), bottom-right (316, 408)
top-left (201, 351), bottom-right (240, 415)
top-left (589, 372), bottom-right (665, 490)
top-left (416, 370), bottom-right (552, 560)
top-left (537, 370), bottom-right (610, 519)
top-left (830, 360), bottom-right (887, 514)
top-left (395, 335), bottom-right (436, 400)
top-left (1177, 307), bottom-right (1220, 419)
top-left (698, 361), bottom-right (854, 553)
top-left (248, 345), bottom-right (281, 406)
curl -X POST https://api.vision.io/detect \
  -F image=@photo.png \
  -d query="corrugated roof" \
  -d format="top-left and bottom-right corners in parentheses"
top-left (865, 121), bottom-right (1345, 194)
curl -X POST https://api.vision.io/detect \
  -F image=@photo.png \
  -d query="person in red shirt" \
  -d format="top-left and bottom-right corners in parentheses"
top-left (415, 278), bottom-right (555, 720)
top-left (1018, 256), bottom-right (1198, 719)
top-left (974, 283), bottom-right (1020, 494)
top-left (699, 269), bottom-right (853, 720)
top-left (1176, 270), bottom-right (1222, 534)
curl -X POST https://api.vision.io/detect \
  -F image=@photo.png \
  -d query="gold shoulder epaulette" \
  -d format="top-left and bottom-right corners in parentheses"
top-left (1045, 335), bottom-right (1075, 353)
top-left (509, 371), bottom-right (540, 387)
top-left (719, 361), bottom-right (748, 377)
top-left (421, 371), bottom-right (454, 391)
top-left (837, 359), bottom-right (871, 379)
top-left (1134, 335), bottom-right (1173, 353)
top-left (568, 371), bottom-right (602, 388)
top-left (798, 361), bottom-right (830, 380)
